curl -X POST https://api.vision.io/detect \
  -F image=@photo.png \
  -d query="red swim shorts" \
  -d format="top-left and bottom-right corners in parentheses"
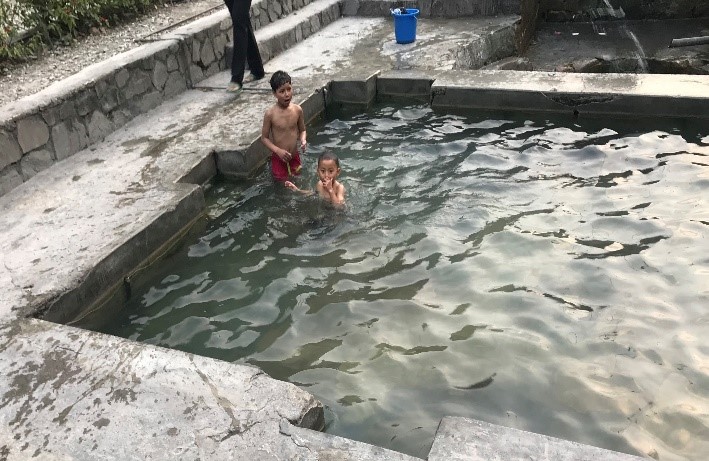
top-left (271, 152), bottom-right (302, 182)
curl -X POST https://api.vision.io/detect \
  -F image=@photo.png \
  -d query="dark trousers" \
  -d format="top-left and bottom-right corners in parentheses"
top-left (224, 0), bottom-right (264, 84)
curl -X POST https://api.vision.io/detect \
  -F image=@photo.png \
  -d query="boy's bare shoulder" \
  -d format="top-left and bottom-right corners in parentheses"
top-left (264, 103), bottom-right (279, 117)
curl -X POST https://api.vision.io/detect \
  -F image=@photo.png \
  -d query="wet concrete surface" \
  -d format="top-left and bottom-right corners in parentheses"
top-left (525, 18), bottom-right (709, 72)
top-left (0, 5), bottom-right (705, 460)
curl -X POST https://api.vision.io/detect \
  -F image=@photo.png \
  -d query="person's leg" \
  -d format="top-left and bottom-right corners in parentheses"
top-left (271, 154), bottom-right (289, 182)
top-left (244, 21), bottom-right (265, 80)
top-left (229, 0), bottom-right (252, 85)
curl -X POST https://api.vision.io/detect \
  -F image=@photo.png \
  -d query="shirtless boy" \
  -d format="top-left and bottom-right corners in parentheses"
top-left (261, 70), bottom-right (307, 182)
top-left (285, 152), bottom-right (346, 206)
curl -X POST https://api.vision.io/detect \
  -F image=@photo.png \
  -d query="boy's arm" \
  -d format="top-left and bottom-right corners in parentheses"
top-left (318, 180), bottom-right (345, 206)
top-left (331, 183), bottom-right (346, 206)
top-left (284, 181), bottom-right (313, 195)
top-left (261, 110), bottom-right (291, 161)
top-left (297, 105), bottom-right (307, 151)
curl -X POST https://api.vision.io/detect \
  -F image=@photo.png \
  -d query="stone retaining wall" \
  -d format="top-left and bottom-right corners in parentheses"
top-left (0, 0), bottom-right (320, 198)
top-left (0, 12), bottom-right (233, 197)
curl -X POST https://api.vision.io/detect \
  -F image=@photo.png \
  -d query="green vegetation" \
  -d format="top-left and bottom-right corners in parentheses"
top-left (1, 0), bottom-right (165, 62)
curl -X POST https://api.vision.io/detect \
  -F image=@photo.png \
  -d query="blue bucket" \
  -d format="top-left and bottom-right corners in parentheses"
top-left (391, 8), bottom-right (419, 44)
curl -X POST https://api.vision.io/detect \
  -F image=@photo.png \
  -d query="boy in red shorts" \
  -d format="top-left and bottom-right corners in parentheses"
top-left (260, 70), bottom-right (307, 182)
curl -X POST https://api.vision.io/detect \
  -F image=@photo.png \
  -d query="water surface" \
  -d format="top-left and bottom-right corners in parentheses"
top-left (100, 104), bottom-right (709, 460)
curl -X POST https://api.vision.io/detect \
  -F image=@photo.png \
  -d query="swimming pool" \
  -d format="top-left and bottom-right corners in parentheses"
top-left (97, 103), bottom-right (709, 460)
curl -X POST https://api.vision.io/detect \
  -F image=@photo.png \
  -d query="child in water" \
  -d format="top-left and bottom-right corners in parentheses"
top-left (261, 70), bottom-right (307, 183)
top-left (285, 152), bottom-right (346, 206)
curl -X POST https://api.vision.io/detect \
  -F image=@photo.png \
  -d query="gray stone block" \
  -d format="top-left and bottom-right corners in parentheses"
top-left (110, 108), bottom-right (133, 130)
top-left (139, 54), bottom-right (156, 72)
top-left (75, 89), bottom-right (99, 117)
top-left (192, 36), bottom-right (203, 63)
top-left (115, 68), bottom-right (130, 88)
top-left (0, 164), bottom-right (23, 196)
top-left (0, 129), bottom-right (22, 169)
top-left (213, 33), bottom-right (227, 61)
top-left (163, 72), bottom-right (188, 98)
top-left (99, 85), bottom-right (121, 112)
top-left (152, 60), bottom-right (169, 91)
top-left (86, 111), bottom-right (113, 144)
top-left (51, 119), bottom-right (88, 160)
top-left (166, 55), bottom-right (180, 72)
top-left (51, 121), bottom-right (72, 160)
top-left (17, 115), bottom-right (50, 153)
top-left (133, 91), bottom-right (164, 115)
top-left (190, 64), bottom-right (205, 84)
top-left (20, 149), bottom-right (54, 180)
top-left (123, 69), bottom-right (153, 100)
top-left (200, 37), bottom-right (216, 66)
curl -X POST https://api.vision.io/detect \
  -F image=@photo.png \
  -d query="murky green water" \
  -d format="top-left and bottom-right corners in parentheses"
top-left (98, 104), bottom-right (709, 460)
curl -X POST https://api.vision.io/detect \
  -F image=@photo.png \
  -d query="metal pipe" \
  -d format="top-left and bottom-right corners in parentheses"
top-left (669, 36), bottom-right (709, 48)
top-left (135, 3), bottom-right (224, 43)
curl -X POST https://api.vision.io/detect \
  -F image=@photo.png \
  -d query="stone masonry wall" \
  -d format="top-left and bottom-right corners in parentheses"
top-left (0, 12), bottom-right (234, 197)
top-left (0, 0), bottom-right (319, 197)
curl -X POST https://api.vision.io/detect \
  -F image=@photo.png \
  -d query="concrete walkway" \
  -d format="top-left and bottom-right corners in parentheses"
top-left (1, 4), bottom-right (696, 459)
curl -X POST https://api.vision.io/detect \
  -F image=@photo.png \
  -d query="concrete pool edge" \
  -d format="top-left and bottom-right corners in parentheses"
top-left (1, 12), bottom-right (705, 459)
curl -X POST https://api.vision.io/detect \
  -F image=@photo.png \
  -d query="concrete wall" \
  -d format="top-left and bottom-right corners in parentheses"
top-left (540, 0), bottom-right (709, 20)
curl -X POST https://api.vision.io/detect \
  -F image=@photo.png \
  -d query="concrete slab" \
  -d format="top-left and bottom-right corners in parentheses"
top-left (431, 69), bottom-right (709, 118)
top-left (0, 319), bottom-right (324, 460)
top-left (428, 417), bottom-right (646, 461)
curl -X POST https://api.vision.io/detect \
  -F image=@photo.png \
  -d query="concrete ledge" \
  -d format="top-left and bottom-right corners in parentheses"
top-left (428, 417), bottom-right (647, 461)
top-left (431, 70), bottom-right (709, 118)
top-left (378, 70), bottom-right (434, 98)
top-left (329, 71), bottom-right (380, 106)
top-left (279, 421), bottom-right (425, 460)
top-left (0, 319), bottom-right (326, 460)
top-left (39, 184), bottom-right (206, 325)
top-left (342, 0), bottom-right (520, 17)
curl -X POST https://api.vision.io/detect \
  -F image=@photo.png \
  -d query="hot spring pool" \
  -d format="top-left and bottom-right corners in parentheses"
top-left (96, 104), bottom-right (709, 460)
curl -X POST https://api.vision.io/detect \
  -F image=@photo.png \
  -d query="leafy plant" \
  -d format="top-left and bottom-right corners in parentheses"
top-left (0, 0), bottom-right (164, 63)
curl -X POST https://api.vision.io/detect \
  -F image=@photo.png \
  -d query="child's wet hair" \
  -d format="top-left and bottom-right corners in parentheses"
top-left (318, 152), bottom-right (340, 167)
top-left (270, 70), bottom-right (292, 91)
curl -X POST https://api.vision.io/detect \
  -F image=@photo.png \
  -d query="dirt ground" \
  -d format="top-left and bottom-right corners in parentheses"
top-left (0, 0), bottom-right (224, 108)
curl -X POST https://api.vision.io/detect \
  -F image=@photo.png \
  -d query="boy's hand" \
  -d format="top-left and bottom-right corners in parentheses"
top-left (278, 149), bottom-right (292, 162)
top-left (284, 181), bottom-right (298, 191)
top-left (300, 140), bottom-right (307, 154)
top-left (321, 178), bottom-right (334, 193)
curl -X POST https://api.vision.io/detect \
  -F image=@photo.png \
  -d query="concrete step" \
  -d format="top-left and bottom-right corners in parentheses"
top-left (226, 0), bottom-right (343, 66)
